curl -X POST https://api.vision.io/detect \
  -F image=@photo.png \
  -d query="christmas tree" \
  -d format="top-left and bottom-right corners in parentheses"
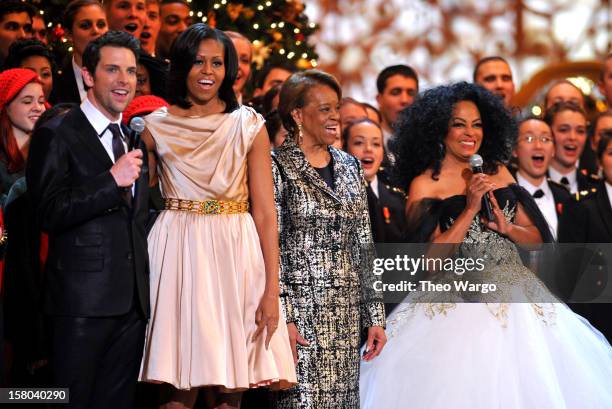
top-left (27, 0), bottom-right (319, 75)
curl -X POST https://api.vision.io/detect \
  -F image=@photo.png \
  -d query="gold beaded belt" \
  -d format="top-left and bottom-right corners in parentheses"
top-left (164, 198), bottom-right (249, 214)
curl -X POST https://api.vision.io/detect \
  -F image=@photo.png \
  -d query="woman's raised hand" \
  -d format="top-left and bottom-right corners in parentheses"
top-left (465, 173), bottom-right (495, 215)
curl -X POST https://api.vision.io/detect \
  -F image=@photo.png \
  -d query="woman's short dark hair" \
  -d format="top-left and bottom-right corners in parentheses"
top-left (543, 101), bottom-right (586, 127)
top-left (2, 38), bottom-right (55, 72)
top-left (64, 0), bottom-right (103, 33)
top-left (392, 81), bottom-right (516, 190)
top-left (167, 23), bottom-right (238, 112)
top-left (139, 51), bottom-right (168, 99)
top-left (278, 69), bottom-right (341, 139)
top-left (341, 117), bottom-right (382, 151)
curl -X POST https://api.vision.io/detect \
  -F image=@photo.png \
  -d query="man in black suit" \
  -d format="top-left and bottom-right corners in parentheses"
top-left (26, 31), bottom-right (149, 409)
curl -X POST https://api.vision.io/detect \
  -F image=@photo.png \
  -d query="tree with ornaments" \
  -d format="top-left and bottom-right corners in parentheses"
top-left (27, 0), bottom-right (319, 87)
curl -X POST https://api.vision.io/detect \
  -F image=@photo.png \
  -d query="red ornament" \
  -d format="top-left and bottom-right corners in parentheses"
top-left (295, 33), bottom-right (305, 41)
top-left (53, 25), bottom-right (65, 39)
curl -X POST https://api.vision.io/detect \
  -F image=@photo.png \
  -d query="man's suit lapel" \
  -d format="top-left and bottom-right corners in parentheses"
top-left (70, 108), bottom-right (114, 169)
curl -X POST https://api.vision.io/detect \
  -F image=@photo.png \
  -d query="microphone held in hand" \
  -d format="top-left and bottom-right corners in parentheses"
top-left (128, 116), bottom-right (145, 151)
top-left (469, 154), bottom-right (494, 221)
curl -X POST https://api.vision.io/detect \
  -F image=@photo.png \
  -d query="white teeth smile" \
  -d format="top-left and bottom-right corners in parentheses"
top-left (564, 145), bottom-right (577, 151)
top-left (459, 141), bottom-right (475, 146)
top-left (198, 80), bottom-right (214, 85)
top-left (362, 158), bottom-right (374, 164)
top-left (113, 90), bottom-right (128, 95)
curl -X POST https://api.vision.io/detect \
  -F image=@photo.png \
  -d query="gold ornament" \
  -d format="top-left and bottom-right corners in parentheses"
top-left (272, 31), bottom-right (283, 42)
top-left (252, 42), bottom-right (272, 69)
top-left (296, 58), bottom-right (311, 69)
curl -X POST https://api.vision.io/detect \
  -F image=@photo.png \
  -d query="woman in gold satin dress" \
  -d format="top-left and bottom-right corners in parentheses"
top-left (138, 24), bottom-right (296, 409)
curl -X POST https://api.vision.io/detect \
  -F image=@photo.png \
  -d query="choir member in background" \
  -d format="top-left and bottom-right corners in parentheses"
top-left (473, 56), bottom-right (515, 109)
top-left (362, 102), bottom-right (382, 125)
top-left (375, 64), bottom-right (419, 149)
top-left (140, 0), bottom-right (161, 57)
top-left (598, 53), bottom-right (612, 108)
top-left (589, 110), bottom-right (612, 174)
top-left (558, 129), bottom-right (612, 343)
top-left (31, 12), bottom-right (48, 45)
top-left (343, 118), bottom-right (407, 243)
top-left (3, 39), bottom-right (55, 101)
top-left (512, 117), bottom-right (570, 240)
top-left (265, 110), bottom-right (287, 148)
top-left (544, 101), bottom-right (599, 195)
top-left (135, 52), bottom-right (168, 99)
top-left (103, 0), bottom-right (146, 39)
top-left (226, 31), bottom-right (253, 105)
top-left (338, 97), bottom-right (368, 148)
top-left (156, 0), bottom-right (191, 61)
top-left (543, 79), bottom-right (599, 177)
top-left (0, 68), bottom-right (46, 387)
top-left (0, 1), bottom-right (34, 67)
top-left (49, 0), bottom-right (108, 104)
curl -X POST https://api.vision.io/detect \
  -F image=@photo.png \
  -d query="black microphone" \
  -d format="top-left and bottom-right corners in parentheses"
top-left (128, 116), bottom-right (145, 151)
top-left (469, 154), bottom-right (494, 221)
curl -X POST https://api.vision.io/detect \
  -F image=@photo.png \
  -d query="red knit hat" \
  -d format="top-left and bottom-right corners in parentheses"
top-left (123, 95), bottom-right (169, 126)
top-left (0, 68), bottom-right (41, 111)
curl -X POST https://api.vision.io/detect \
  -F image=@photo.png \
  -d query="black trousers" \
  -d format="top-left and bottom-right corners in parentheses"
top-left (47, 304), bottom-right (146, 409)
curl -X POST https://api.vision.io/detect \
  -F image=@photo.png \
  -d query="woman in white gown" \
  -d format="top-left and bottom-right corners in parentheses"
top-left (360, 82), bottom-right (612, 409)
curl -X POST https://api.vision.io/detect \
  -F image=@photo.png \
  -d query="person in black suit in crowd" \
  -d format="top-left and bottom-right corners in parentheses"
top-left (343, 118), bottom-right (407, 243)
top-left (49, 0), bottom-right (108, 104)
top-left (26, 31), bottom-right (149, 409)
top-left (512, 116), bottom-right (571, 240)
top-left (558, 129), bottom-right (612, 343)
top-left (544, 101), bottom-right (599, 195)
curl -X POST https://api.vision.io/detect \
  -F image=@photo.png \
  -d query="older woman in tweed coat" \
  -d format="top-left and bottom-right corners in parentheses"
top-left (271, 70), bottom-right (386, 409)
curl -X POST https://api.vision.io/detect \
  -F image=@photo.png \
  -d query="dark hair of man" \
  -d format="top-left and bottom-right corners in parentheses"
top-left (255, 62), bottom-right (297, 89)
top-left (33, 103), bottom-right (77, 132)
top-left (376, 64), bottom-right (419, 95)
top-left (589, 110), bottom-right (612, 138)
top-left (596, 128), bottom-right (612, 159)
top-left (3, 38), bottom-right (56, 72)
top-left (601, 53), bottom-right (612, 82)
top-left (472, 56), bottom-right (510, 82)
top-left (82, 30), bottom-right (140, 76)
top-left (167, 23), bottom-right (238, 112)
top-left (0, 1), bottom-right (35, 22)
top-left (362, 102), bottom-right (382, 123)
top-left (278, 69), bottom-right (342, 138)
top-left (543, 100), bottom-right (586, 127)
top-left (543, 79), bottom-right (584, 109)
top-left (64, 0), bottom-right (103, 33)
top-left (392, 82), bottom-right (516, 190)
top-left (341, 117), bottom-right (382, 151)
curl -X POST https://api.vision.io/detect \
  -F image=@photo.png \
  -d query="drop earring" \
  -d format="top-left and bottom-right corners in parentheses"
top-left (297, 123), bottom-right (304, 145)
